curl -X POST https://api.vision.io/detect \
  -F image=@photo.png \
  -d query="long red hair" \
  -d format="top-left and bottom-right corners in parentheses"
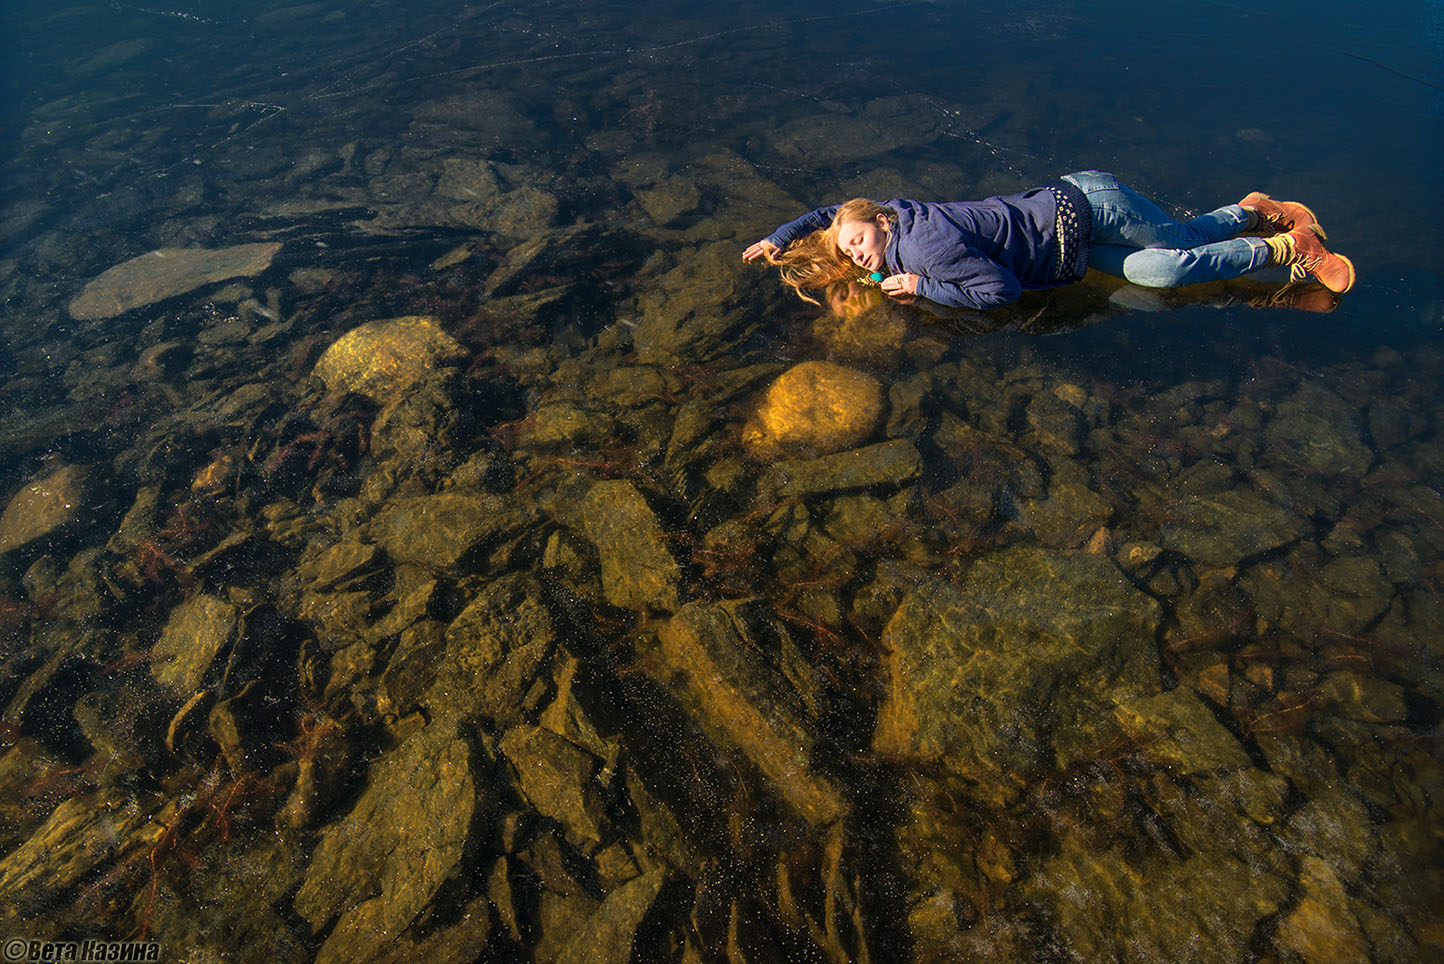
top-left (764, 199), bottom-right (897, 304)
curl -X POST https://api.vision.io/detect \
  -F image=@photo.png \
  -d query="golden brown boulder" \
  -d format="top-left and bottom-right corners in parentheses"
top-left (0, 465), bottom-right (90, 553)
top-left (742, 360), bottom-right (885, 459)
top-left (312, 316), bottom-right (465, 400)
top-left (68, 243), bottom-right (282, 320)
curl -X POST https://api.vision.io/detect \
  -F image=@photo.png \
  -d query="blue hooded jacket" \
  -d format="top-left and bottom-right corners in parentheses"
top-left (764, 184), bottom-right (1081, 310)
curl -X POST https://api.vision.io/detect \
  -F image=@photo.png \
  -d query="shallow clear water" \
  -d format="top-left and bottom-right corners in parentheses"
top-left (0, 1), bottom-right (1441, 962)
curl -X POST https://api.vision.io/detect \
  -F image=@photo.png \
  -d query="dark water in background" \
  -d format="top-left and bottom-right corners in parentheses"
top-left (1, 1), bottom-right (1443, 961)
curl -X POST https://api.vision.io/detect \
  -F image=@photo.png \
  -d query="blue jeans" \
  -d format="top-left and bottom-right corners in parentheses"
top-left (1062, 171), bottom-right (1271, 287)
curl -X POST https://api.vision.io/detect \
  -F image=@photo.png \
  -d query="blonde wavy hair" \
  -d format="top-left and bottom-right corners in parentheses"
top-left (764, 198), bottom-right (898, 304)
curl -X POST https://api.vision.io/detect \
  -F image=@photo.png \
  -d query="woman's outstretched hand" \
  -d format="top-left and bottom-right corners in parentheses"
top-left (881, 272), bottom-right (920, 300)
top-left (743, 240), bottom-right (779, 262)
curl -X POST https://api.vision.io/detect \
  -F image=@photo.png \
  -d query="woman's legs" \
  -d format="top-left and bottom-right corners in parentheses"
top-left (1063, 170), bottom-right (1272, 288)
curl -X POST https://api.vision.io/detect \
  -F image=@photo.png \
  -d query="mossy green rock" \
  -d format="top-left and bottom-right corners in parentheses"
top-left (874, 548), bottom-right (1161, 805)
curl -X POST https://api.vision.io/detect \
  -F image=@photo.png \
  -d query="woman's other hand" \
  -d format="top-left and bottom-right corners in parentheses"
top-left (880, 272), bottom-right (919, 299)
top-left (743, 240), bottom-right (779, 262)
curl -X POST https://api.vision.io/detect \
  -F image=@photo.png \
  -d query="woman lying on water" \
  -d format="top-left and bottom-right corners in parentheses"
top-left (742, 170), bottom-right (1355, 309)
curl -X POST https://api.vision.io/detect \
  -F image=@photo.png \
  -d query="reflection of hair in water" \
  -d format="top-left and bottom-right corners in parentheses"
top-left (766, 198), bottom-right (899, 304)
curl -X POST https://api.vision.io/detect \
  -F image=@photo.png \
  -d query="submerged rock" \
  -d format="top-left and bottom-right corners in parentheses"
top-left (370, 493), bottom-right (533, 568)
top-left (150, 593), bottom-right (240, 696)
top-left (759, 439), bottom-right (922, 498)
top-left (0, 464), bottom-right (90, 553)
top-left (555, 867), bottom-right (666, 964)
top-left (631, 243), bottom-right (756, 364)
top-left (427, 574), bottom-right (556, 727)
top-left (67, 242), bottom-right (282, 319)
top-left (655, 601), bottom-right (846, 826)
top-left (1029, 830), bottom-right (1289, 964)
top-left (581, 480), bottom-right (680, 613)
top-left (312, 316), bottom-right (465, 400)
top-left (293, 716), bottom-right (489, 964)
top-left (0, 789), bottom-right (163, 910)
top-left (1267, 383), bottom-right (1373, 477)
top-left (1112, 688), bottom-right (1252, 774)
top-left (743, 361), bottom-right (885, 459)
top-left (874, 548), bottom-right (1162, 805)
top-left (1275, 856), bottom-right (1371, 964)
top-left (1158, 488), bottom-right (1308, 568)
top-left (499, 724), bottom-right (606, 846)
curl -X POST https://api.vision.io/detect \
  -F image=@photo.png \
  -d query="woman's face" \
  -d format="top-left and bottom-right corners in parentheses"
top-left (836, 216), bottom-right (888, 272)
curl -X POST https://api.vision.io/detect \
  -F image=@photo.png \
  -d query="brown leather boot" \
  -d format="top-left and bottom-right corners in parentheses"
top-left (1265, 224), bottom-right (1355, 293)
top-left (1239, 192), bottom-right (1320, 237)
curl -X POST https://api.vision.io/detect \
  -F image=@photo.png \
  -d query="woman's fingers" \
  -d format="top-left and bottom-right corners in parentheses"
top-left (742, 240), bottom-right (777, 262)
top-left (881, 272), bottom-right (918, 295)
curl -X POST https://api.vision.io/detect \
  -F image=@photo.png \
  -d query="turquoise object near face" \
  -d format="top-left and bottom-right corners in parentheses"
top-left (869, 271), bottom-right (884, 282)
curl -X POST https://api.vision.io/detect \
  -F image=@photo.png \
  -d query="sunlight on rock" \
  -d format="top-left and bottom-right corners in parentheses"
top-left (743, 360), bottom-right (885, 459)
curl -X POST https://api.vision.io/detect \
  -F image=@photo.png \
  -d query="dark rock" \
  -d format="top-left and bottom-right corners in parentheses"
top-left (758, 439), bottom-right (922, 498)
top-left (1027, 826), bottom-right (1289, 964)
top-left (580, 480), bottom-right (680, 613)
top-left (0, 789), bottom-right (162, 911)
top-left (499, 724), bottom-right (606, 846)
top-left (518, 403), bottom-right (618, 450)
top-left (1158, 488), bottom-right (1308, 568)
top-left (631, 243), bottom-right (756, 364)
top-left (276, 714), bottom-right (352, 830)
top-left (1026, 390), bottom-right (1084, 455)
top-left (1275, 856), bottom-right (1371, 964)
top-left (1282, 790), bottom-right (1375, 885)
top-left (555, 867), bottom-right (666, 964)
top-left (130, 341), bottom-right (194, 381)
top-left (1266, 383), bottom-right (1373, 477)
top-left (874, 549), bottom-right (1161, 805)
top-left (654, 601), bottom-right (846, 826)
top-left (886, 374), bottom-right (932, 439)
top-left (1316, 670), bottom-right (1407, 723)
top-left (298, 541), bottom-right (384, 593)
top-left (1112, 688), bottom-right (1252, 774)
top-left (426, 574), bottom-right (556, 727)
top-left (67, 243), bottom-right (282, 320)
top-left (371, 493), bottom-right (534, 569)
top-left (1240, 550), bottom-right (1394, 639)
top-left (1017, 461), bottom-right (1112, 548)
top-left (292, 716), bottom-right (490, 964)
top-left (378, 620), bottom-right (447, 719)
top-left (635, 174), bottom-right (701, 224)
top-left (370, 381), bottom-right (462, 467)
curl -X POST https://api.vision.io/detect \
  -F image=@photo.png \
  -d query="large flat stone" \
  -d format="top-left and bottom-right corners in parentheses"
top-left (68, 243), bottom-right (282, 319)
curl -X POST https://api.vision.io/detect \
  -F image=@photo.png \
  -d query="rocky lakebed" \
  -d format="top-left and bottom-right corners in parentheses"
top-left (0, 3), bottom-right (1441, 962)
